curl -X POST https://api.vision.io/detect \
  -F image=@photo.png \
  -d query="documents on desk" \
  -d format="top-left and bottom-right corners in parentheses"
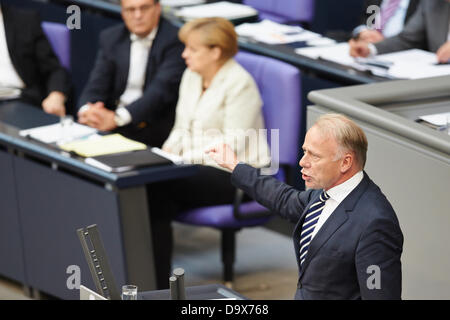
top-left (151, 147), bottom-right (184, 165)
top-left (376, 49), bottom-right (450, 79)
top-left (160, 0), bottom-right (205, 7)
top-left (236, 19), bottom-right (323, 45)
top-left (296, 45), bottom-right (450, 79)
top-left (418, 111), bottom-right (450, 131)
top-left (0, 87), bottom-right (21, 100)
top-left (59, 133), bottom-right (147, 157)
top-left (85, 149), bottom-right (173, 173)
top-left (296, 43), bottom-right (371, 71)
top-left (19, 122), bottom-right (97, 144)
top-left (174, 1), bottom-right (257, 20)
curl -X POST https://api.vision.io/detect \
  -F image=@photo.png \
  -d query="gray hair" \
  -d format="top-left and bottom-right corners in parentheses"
top-left (313, 114), bottom-right (368, 169)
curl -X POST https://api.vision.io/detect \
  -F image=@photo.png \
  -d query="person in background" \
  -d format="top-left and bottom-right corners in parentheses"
top-left (350, 0), bottom-right (450, 63)
top-left (207, 114), bottom-right (403, 300)
top-left (352, 0), bottom-right (419, 43)
top-left (77, 0), bottom-right (185, 147)
top-left (0, 3), bottom-right (71, 116)
top-left (147, 17), bottom-right (271, 289)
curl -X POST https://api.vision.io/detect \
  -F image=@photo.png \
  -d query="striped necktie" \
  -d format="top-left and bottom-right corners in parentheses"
top-left (379, 0), bottom-right (402, 31)
top-left (299, 190), bottom-right (330, 266)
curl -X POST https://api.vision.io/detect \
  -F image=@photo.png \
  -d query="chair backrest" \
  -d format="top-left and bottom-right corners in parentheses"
top-left (41, 21), bottom-right (71, 70)
top-left (235, 51), bottom-right (301, 168)
top-left (243, 0), bottom-right (315, 24)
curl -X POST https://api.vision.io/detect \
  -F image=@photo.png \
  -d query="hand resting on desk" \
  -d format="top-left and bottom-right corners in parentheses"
top-left (436, 41), bottom-right (450, 63)
top-left (78, 101), bottom-right (117, 132)
top-left (348, 39), bottom-right (371, 58)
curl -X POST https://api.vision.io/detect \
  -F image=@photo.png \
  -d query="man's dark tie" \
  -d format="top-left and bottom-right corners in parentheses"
top-left (299, 190), bottom-right (330, 266)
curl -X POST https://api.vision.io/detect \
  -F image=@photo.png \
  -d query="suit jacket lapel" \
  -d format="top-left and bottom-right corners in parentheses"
top-left (299, 205), bottom-right (349, 277)
top-left (299, 172), bottom-right (371, 277)
top-left (116, 32), bottom-right (131, 98)
top-left (2, 6), bottom-right (20, 78)
top-left (144, 20), bottom-right (165, 88)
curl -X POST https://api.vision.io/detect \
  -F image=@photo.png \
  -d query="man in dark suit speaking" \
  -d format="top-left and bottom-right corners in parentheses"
top-left (77, 0), bottom-right (185, 147)
top-left (207, 114), bottom-right (404, 300)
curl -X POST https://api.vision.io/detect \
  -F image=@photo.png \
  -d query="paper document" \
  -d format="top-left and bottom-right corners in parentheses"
top-left (376, 49), bottom-right (450, 79)
top-left (295, 43), bottom-right (395, 77)
top-left (377, 49), bottom-right (437, 65)
top-left (295, 43), bottom-right (366, 69)
top-left (419, 112), bottom-right (450, 127)
top-left (151, 147), bottom-right (184, 164)
top-left (0, 87), bottom-right (21, 100)
top-left (370, 49), bottom-right (450, 79)
top-left (175, 1), bottom-right (257, 20)
top-left (161, 0), bottom-right (205, 7)
top-left (19, 122), bottom-right (97, 144)
top-left (59, 134), bottom-right (147, 157)
top-left (236, 20), bottom-right (321, 45)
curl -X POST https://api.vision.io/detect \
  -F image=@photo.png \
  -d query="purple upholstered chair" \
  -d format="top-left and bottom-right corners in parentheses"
top-left (175, 51), bottom-right (301, 285)
top-left (244, 0), bottom-right (315, 25)
top-left (41, 21), bottom-right (71, 70)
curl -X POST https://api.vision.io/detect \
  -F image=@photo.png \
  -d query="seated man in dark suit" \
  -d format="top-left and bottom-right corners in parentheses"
top-left (350, 0), bottom-right (450, 63)
top-left (207, 114), bottom-right (404, 300)
top-left (352, 0), bottom-right (419, 43)
top-left (77, 0), bottom-right (186, 147)
top-left (0, 3), bottom-right (71, 116)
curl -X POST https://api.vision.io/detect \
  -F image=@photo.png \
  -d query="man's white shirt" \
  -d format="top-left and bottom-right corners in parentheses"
top-left (309, 171), bottom-right (364, 242)
top-left (0, 9), bottom-right (25, 98)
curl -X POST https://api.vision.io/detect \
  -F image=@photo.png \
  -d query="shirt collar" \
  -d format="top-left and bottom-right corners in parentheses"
top-left (325, 171), bottom-right (364, 204)
top-left (130, 26), bottom-right (158, 45)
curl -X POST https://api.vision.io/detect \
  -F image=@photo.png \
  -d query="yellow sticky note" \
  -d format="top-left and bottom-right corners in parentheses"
top-left (60, 134), bottom-right (147, 157)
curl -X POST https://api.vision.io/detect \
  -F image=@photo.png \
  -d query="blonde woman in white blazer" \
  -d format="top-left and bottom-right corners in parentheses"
top-left (147, 17), bottom-right (271, 289)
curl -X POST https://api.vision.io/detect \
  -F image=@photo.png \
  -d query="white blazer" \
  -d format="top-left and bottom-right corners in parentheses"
top-left (163, 58), bottom-right (271, 171)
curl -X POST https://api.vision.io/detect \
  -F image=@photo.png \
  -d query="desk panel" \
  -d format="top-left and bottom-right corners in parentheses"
top-left (0, 149), bottom-right (27, 284)
top-left (14, 156), bottom-right (127, 299)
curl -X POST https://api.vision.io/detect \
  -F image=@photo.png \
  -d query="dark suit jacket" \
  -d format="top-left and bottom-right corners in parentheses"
top-left (77, 17), bottom-right (186, 148)
top-left (231, 163), bottom-right (403, 300)
top-left (375, 0), bottom-right (450, 54)
top-left (360, 0), bottom-right (419, 27)
top-left (1, 5), bottom-right (71, 107)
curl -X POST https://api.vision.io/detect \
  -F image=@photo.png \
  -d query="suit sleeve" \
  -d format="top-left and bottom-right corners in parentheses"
top-left (77, 45), bottom-right (116, 109)
top-left (125, 36), bottom-right (185, 125)
top-left (355, 217), bottom-right (404, 300)
top-left (374, 1), bottom-right (427, 54)
top-left (231, 163), bottom-right (312, 223)
top-left (31, 13), bottom-right (71, 97)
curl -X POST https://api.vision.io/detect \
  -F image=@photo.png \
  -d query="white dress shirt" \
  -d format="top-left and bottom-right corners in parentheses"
top-left (0, 9), bottom-right (25, 98)
top-left (309, 171), bottom-right (364, 242)
top-left (382, 0), bottom-right (410, 38)
top-left (353, 0), bottom-right (410, 38)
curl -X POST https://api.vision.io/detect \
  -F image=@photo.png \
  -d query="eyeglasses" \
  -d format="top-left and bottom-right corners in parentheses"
top-left (123, 3), bottom-right (156, 15)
